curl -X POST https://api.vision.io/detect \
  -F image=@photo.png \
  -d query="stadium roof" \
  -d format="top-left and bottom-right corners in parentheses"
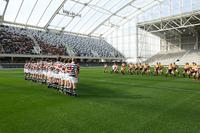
top-left (0, 0), bottom-right (162, 37)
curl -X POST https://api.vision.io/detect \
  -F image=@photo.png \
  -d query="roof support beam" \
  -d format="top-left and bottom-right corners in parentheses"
top-left (152, 24), bottom-right (160, 30)
top-left (167, 23), bottom-right (182, 33)
top-left (61, 0), bottom-right (93, 32)
top-left (138, 10), bottom-right (200, 26)
top-left (67, 0), bottom-right (102, 33)
top-left (14, 0), bottom-right (25, 22)
top-left (138, 10), bottom-right (200, 35)
top-left (193, 15), bottom-right (200, 21)
top-left (3, 20), bottom-right (44, 29)
top-left (44, 0), bottom-right (67, 29)
top-left (25, 0), bottom-right (39, 26)
top-left (147, 23), bottom-right (200, 33)
top-left (2, 20), bottom-right (100, 38)
top-left (70, 0), bottom-right (87, 5)
top-left (2, 0), bottom-right (9, 21)
top-left (88, 4), bottom-right (126, 19)
top-left (102, 0), bottom-right (161, 37)
top-left (83, 0), bottom-right (123, 33)
top-left (55, 1), bottom-right (77, 28)
top-left (171, 20), bottom-right (181, 27)
top-left (163, 21), bottom-right (171, 29)
top-left (183, 16), bottom-right (193, 26)
top-left (88, 0), bottom-right (137, 35)
top-left (36, 0), bottom-right (53, 26)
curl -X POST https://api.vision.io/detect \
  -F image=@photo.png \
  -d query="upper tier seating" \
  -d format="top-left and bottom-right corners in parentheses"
top-left (0, 25), bottom-right (124, 58)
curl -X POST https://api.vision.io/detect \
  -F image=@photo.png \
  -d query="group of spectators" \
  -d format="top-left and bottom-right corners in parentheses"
top-left (36, 38), bottom-right (67, 55)
top-left (0, 25), bottom-right (124, 58)
top-left (0, 28), bottom-right (34, 54)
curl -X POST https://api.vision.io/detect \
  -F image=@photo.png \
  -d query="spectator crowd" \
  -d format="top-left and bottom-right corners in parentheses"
top-left (0, 25), bottom-right (124, 58)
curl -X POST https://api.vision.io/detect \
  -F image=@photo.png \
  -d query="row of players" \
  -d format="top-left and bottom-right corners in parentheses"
top-left (24, 59), bottom-right (80, 96)
top-left (104, 62), bottom-right (200, 80)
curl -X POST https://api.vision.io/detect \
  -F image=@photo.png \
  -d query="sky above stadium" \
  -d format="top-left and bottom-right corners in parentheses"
top-left (0, 0), bottom-right (200, 36)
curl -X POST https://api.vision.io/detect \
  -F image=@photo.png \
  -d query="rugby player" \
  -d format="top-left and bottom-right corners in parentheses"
top-left (189, 62), bottom-right (198, 79)
top-left (154, 62), bottom-right (159, 76)
top-left (128, 63), bottom-right (133, 75)
top-left (158, 62), bottom-right (164, 75)
top-left (121, 63), bottom-right (126, 75)
top-left (104, 63), bottom-right (108, 73)
top-left (165, 63), bottom-right (173, 77)
top-left (172, 62), bottom-right (179, 76)
top-left (183, 63), bottom-right (190, 77)
top-left (142, 63), bottom-right (150, 75)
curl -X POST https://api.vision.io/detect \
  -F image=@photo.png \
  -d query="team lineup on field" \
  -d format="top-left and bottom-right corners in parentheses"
top-left (23, 60), bottom-right (200, 98)
top-left (104, 62), bottom-right (200, 80)
top-left (24, 58), bottom-right (80, 96)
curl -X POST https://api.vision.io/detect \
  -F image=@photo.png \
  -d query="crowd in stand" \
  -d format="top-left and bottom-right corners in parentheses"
top-left (36, 38), bottom-right (67, 55)
top-left (0, 44), bottom-right (5, 54)
top-left (0, 25), bottom-right (124, 58)
top-left (0, 28), bottom-right (34, 54)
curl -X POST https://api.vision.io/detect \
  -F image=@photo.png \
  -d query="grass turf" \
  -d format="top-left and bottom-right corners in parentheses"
top-left (0, 68), bottom-right (200, 133)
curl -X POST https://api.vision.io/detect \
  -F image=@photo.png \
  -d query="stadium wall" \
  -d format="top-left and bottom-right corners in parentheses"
top-left (160, 33), bottom-right (200, 52)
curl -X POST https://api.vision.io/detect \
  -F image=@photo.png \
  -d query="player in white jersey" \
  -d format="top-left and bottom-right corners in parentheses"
top-left (62, 59), bottom-right (71, 95)
top-left (24, 58), bottom-right (80, 96)
top-left (68, 60), bottom-right (79, 96)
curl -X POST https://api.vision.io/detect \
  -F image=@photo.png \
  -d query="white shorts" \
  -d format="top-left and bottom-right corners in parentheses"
top-left (24, 69), bottom-right (28, 73)
top-left (69, 76), bottom-right (78, 83)
top-left (63, 74), bottom-right (69, 80)
top-left (50, 72), bottom-right (54, 78)
top-left (60, 73), bottom-right (64, 80)
top-left (55, 73), bottom-right (60, 79)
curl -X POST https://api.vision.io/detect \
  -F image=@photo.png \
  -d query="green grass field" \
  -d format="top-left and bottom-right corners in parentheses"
top-left (0, 68), bottom-right (200, 133)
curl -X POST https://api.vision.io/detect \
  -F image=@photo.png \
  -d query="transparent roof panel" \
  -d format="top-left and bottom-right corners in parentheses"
top-left (2, 0), bottom-right (165, 36)
top-left (63, 1), bottom-right (76, 10)
top-left (108, 0), bottom-right (128, 13)
top-left (138, 0), bottom-right (200, 23)
top-left (79, 0), bottom-right (92, 3)
top-left (4, 0), bottom-right (23, 21)
top-left (56, 16), bottom-right (72, 28)
top-left (65, 0), bottom-right (111, 32)
top-left (64, 16), bottom-right (81, 31)
top-left (49, 14), bottom-right (65, 26)
top-left (15, 0), bottom-right (38, 24)
top-left (132, 0), bottom-right (154, 8)
top-left (0, 0), bottom-right (6, 16)
top-left (80, 13), bottom-right (110, 34)
top-left (36, 0), bottom-right (64, 27)
top-left (192, 0), bottom-right (200, 10)
top-left (27, 0), bottom-right (53, 25)
top-left (117, 6), bottom-right (138, 17)
top-left (108, 16), bottom-right (125, 28)
top-left (66, 7), bottom-right (93, 31)
top-left (93, 25), bottom-right (113, 35)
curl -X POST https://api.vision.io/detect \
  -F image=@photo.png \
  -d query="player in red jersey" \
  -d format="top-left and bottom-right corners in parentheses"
top-left (121, 63), bottom-right (126, 75)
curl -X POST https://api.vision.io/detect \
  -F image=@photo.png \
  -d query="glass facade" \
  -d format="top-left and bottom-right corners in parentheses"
top-left (105, 0), bottom-right (200, 61)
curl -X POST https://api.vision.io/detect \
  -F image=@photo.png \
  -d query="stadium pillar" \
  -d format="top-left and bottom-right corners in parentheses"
top-left (160, 35), bottom-right (167, 52)
top-left (136, 26), bottom-right (139, 62)
top-left (11, 57), bottom-right (14, 63)
top-left (178, 35), bottom-right (181, 50)
top-left (194, 31), bottom-right (198, 50)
